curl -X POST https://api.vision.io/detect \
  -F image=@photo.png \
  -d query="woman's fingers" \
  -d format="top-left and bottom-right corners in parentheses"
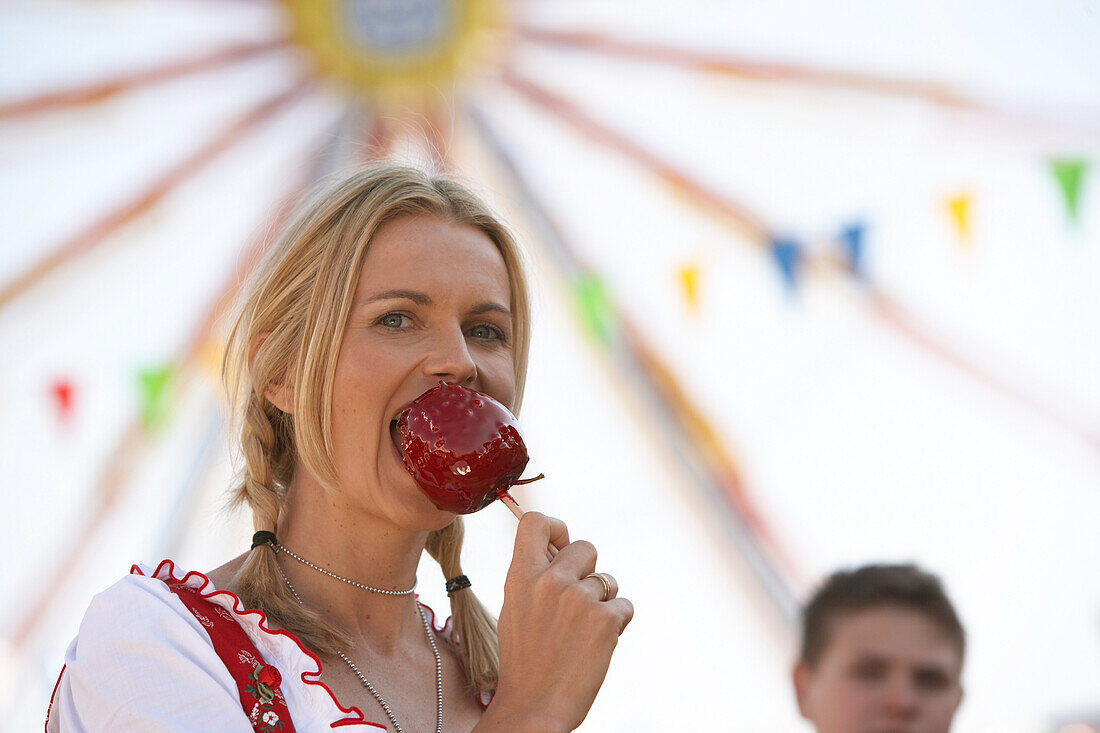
top-left (496, 521), bottom-right (633, 732)
top-left (550, 539), bottom-right (597, 579)
top-left (546, 515), bottom-right (569, 552)
top-left (605, 597), bottom-right (634, 634)
top-left (580, 572), bottom-right (619, 602)
top-left (512, 512), bottom-right (570, 570)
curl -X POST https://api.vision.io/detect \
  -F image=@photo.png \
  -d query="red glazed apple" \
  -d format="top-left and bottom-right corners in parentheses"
top-left (394, 382), bottom-right (541, 514)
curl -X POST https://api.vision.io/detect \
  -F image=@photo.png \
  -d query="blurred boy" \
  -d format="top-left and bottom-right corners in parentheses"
top-left (793, 564), bottom-right (965, 733)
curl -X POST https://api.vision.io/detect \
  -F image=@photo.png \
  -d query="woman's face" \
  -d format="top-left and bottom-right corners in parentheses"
top-left (329, 213), bottom-right (516, 530)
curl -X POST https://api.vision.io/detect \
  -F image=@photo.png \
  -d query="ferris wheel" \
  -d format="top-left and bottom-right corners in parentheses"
top-left (2, 1), bottom-right (1099, 730)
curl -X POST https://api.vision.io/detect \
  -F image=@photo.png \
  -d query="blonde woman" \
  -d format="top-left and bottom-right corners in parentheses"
top-left (47, 165), bottom-right (632, 732)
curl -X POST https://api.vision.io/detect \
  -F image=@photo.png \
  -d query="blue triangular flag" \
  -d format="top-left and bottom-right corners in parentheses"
top-left (770, 237), bottom-right (802, 290)
top-left (839, 222), bottom-right (865, 276)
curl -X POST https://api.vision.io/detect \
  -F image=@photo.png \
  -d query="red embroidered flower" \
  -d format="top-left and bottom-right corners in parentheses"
top-left (256, 664), bottom-right (282, 689)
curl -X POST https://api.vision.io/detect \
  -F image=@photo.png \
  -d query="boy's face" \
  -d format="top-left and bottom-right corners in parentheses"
top-left (793, 606), bottom-right (963, 733)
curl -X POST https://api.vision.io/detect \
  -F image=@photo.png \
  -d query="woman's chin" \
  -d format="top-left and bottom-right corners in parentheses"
top-left (408, 497), bottom-right (458, 532)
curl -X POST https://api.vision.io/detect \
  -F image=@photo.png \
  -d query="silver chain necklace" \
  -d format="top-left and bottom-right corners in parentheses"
top-left (273, 547), bottom-right (443, 733)
top-left (272, 541), bottom-right (416, 595)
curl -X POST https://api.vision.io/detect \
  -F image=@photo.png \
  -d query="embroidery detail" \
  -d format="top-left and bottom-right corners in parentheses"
top-left (245, 663), bottom-right (286, 731)
top-left (238, 650), bottom-right (261, 667)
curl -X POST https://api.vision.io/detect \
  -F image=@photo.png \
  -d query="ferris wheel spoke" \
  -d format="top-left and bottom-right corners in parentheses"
top-left (0, 37), bottom-right (290, 122)
top-left (517, 26), bottom-right (1100, 141)
top-left (518, 26), bottom-right (966, 106)
top-left (0, 76), bottom-right (316, 314)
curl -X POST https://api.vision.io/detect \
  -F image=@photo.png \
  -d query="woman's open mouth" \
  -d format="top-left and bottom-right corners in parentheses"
top-left (389, 417), bottom-right (405, 464)
top-left (389, 416), bottom-right (402, 457)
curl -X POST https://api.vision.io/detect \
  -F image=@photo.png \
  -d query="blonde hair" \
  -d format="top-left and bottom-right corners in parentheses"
top-left (222, 164), bottom-right (531, 692)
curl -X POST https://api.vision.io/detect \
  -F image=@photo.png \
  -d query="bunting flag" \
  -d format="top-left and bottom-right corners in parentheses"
top-left (1049, 157), bottom-right (1089, 223)
top-left (945, 193), bottom-right (972, 243)
top-left (677, 261), bottom-right (701, 313)
top-left (838, 222), bottom-right (866, 277)
top-left (769, 237), bottom-right (802, 291)
top-left (572, 271), bottom-right (616, 344)
top-left (137, 364), bottom-right (175, 432)
top-left (50, 378), bottom-right (75, 424)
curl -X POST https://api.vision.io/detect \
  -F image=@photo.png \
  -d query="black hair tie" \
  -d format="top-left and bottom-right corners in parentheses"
top-left (445, 575), bottom-right (471, 595)
top-left (251, 530), bottom-right (277, 550)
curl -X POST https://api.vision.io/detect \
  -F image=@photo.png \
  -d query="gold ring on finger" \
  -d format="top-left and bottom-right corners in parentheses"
top-left (585, 572), bottom-right (613, 602)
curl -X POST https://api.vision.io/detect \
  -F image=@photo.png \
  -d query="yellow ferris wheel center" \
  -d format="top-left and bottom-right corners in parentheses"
top-left (282, 0), bottom-right (503, 96)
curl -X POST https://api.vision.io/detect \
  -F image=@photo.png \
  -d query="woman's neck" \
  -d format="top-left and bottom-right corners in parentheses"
top-left (275, 472), bottom-right (431, 654)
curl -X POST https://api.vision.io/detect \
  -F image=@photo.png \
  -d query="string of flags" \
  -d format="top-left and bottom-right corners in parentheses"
top-left (746, 154), bottom-right (1088, 300)
top-left (40, 150), bottom-right (1092, 434)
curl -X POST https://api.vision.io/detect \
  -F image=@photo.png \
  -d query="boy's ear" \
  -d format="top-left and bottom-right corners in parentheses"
top-left (249, 333), bottom-right (294, 414)
top-left (792, 662), bottom-right (813, 719)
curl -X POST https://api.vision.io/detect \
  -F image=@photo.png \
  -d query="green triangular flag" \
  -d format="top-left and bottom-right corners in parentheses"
top-left (572, 272), bottom-right (616, 345)
top-left (1049, 157), bottom-right (1089, 223)
top-left (137, 364), bottom-right (175, 432)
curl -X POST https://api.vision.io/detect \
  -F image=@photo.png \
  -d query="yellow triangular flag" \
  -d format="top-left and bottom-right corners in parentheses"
top-left (677, 262), bottom-right (701, 314)
top-left (945, 193), bottom-right (972, 244)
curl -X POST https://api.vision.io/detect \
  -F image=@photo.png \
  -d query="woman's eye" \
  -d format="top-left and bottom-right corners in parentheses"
top-left (469, 324), bottom-right (503, 340)
top-left (379, 313), bottom-right (409, 329)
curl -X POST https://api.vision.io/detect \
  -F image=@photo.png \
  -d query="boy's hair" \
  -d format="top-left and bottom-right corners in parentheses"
top-left (799, 564), bottom-right (965, 668)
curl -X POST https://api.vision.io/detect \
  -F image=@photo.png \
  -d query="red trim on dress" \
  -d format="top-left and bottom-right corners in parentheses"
top-left (43, 664), bottom-right (66, 732)
top-left (131, 559), bottom-right (385, 730)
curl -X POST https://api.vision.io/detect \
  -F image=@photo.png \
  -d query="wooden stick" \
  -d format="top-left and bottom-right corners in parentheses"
top-left (500, 492), bottom-right (559, 557)
top-left (500, 492), bottom-right (524, 521)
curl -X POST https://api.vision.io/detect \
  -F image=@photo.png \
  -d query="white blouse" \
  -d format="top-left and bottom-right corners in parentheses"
top-left (46, 559), bottom-right (479, 732)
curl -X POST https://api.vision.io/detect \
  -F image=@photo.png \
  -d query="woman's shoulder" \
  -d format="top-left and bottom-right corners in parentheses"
top-left (80, 558), bottom-right (228, 632)
top-left (67, 558), bottom-right (263, 683)
top-left (48, 559), bottom-right (256, 731)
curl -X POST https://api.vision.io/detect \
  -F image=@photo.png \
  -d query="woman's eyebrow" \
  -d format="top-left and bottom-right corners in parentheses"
top-left (359, 289), bottom-right (432, 306)
top-left (470, 302), bottom-right (511, 318)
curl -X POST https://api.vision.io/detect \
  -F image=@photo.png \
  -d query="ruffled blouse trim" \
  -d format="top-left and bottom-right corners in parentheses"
top-left (131, 559), bottom-right (393, 729)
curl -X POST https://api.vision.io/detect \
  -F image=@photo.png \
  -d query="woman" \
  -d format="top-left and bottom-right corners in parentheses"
top-left (47, 165), bottom-right (633, 732)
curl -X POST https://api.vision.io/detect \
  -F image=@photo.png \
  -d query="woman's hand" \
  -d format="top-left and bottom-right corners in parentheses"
top-left (479, 512), bottom-right (634, 733)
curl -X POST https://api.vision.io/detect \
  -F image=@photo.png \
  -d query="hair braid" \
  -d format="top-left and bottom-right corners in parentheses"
top-left (231, 393), bottom-right (349, 653)
top-left (426, 517), bottom-right (499, 693)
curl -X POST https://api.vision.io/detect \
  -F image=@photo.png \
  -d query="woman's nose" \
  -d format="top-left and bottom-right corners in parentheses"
top-left (423, 328), bottom-right (478, 385)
